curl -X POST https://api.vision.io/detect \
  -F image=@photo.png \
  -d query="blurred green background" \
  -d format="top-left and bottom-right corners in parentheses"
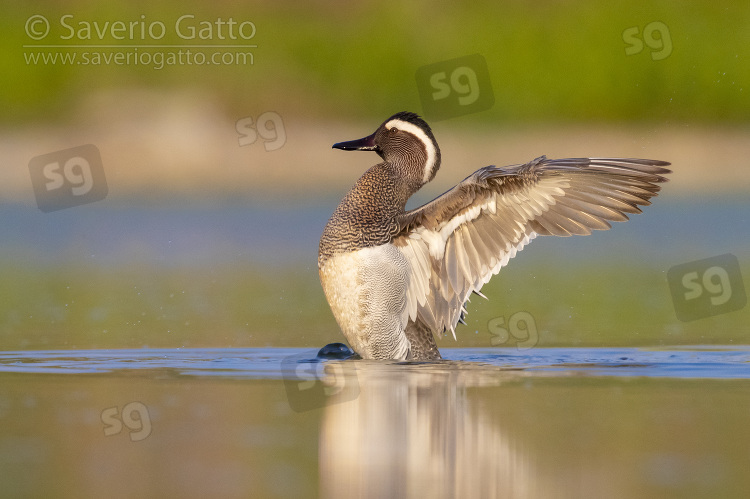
top-left (1, 0), bottom-right (748, 351)
top-left (3, 0), bottom-right (750, 124)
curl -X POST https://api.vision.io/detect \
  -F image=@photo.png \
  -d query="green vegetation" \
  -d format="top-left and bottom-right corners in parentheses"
top-left (1, 260), bottom-right (746, 350)
top-left (3, 0), bottom-right (749, 124)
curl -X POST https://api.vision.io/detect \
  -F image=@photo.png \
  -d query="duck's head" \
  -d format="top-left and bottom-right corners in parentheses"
top-left (333, 112), bottom-right (441, 185)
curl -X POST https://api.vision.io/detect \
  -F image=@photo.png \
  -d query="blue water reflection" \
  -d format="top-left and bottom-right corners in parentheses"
top-left (1, 346), bottom-right (748, 379)
top-left (2, 197), bottom-right (748, 267)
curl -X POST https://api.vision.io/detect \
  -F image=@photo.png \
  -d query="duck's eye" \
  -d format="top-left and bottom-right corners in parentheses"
top-left (389, 127), bottom-right (399, 134)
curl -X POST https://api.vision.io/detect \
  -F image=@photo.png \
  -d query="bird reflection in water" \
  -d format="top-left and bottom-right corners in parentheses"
top-left (316, 360), bottom-right (547, 499)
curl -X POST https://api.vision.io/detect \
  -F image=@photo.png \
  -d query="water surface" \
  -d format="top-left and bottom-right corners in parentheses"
top-left (1, 347), bottom-right (748, 498)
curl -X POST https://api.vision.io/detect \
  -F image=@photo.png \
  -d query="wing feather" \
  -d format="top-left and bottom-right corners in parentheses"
top-left (394, 156), bottom-right (670, 335)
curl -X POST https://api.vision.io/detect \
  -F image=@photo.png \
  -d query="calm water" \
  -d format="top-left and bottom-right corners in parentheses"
top-left (1, 197), bottom-right (748, 497)
top-left (1, 347), bottom-right (749, 498)
top-left (2, 197), bottom-right (749, 267)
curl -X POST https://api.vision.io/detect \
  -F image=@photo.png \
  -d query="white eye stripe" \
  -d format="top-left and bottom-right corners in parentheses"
top-left (384, 119), bottom-right (438, 184)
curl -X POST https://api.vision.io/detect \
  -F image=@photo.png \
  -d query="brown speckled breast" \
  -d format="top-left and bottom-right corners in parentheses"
top-left (318, 163), bottom-right (415, 269)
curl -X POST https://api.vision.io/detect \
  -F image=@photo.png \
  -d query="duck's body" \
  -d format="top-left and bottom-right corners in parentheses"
top-left (319, 157), bottom-right (439, 359)
top-left (318, 112), bottom-right (670, 360)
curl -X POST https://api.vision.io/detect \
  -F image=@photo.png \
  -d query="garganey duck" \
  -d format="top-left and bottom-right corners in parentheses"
top-left (318, 112), bottom-right (670, 360)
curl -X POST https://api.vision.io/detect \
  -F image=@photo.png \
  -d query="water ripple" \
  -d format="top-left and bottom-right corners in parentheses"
top-left (0, 346), bottom-right (748, 379)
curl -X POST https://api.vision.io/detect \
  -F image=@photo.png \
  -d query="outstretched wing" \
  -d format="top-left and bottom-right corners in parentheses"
top-left (392, 156), bottom-right (671, 337)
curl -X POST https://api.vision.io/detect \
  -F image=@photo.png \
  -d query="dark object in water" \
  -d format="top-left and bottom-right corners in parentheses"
top-left (317, 342), bottom-right (356, 360)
